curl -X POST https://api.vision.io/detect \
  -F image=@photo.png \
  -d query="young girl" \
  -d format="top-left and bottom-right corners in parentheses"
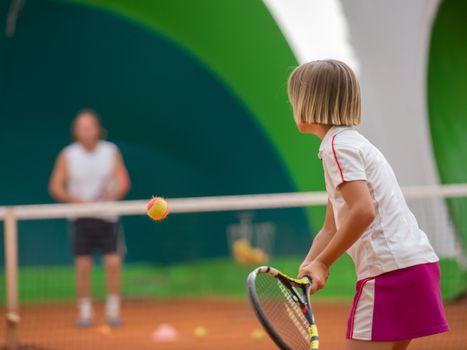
top-left (288, 60), bottom-right (448, 350)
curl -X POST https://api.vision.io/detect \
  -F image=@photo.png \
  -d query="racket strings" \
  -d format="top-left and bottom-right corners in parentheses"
top-left (255, 274), bottom-right (311, 350)
top-left (277, 281), bottom-right (310, 340)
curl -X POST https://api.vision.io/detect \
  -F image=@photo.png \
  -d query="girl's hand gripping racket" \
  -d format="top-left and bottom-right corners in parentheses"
top-left (247, 266), bottom-right (319, 350)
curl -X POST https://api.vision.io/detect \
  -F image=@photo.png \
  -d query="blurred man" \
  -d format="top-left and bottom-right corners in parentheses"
top-left (49, 109), bottom-right (130, 327)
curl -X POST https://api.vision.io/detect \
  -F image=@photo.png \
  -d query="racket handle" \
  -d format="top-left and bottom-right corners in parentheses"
top-left (304, 275), bottom-right (313, 285)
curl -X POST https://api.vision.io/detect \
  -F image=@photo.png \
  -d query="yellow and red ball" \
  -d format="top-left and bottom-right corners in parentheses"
top-left (147, 197), bottom-right (169, 221)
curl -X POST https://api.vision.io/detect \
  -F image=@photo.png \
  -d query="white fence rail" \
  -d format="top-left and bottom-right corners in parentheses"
top-left (1, 183), bottom-right (467, 221)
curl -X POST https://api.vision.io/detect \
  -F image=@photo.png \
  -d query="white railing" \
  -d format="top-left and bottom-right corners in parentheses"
top-left (1, 183), bottom-right (467, 221)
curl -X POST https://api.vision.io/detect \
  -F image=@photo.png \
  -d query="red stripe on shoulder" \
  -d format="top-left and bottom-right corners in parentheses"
top-left (331, 134), bottom-right (345, 182)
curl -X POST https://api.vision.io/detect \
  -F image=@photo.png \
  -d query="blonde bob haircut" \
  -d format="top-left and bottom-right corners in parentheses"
top-left (288, 59), bottom-right (361, 126)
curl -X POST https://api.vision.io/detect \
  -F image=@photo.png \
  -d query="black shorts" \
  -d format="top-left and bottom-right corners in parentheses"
top-left (71, 218), bottom-right (121, 256)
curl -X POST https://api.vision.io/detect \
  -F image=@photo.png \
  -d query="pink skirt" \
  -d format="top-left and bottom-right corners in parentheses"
top-left (346, 262), bottom-right (449, 341)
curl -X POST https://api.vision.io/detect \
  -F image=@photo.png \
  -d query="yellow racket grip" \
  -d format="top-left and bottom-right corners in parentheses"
top-left (309, 324), bottom-right (319, 350)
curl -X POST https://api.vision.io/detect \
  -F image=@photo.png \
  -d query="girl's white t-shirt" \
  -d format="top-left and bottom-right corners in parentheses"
top-left (319, 126), bottom-right (438, 280)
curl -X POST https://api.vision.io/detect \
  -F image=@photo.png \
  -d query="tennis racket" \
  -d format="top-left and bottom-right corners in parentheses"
top-left (247, 266), bottom-right (319, 350)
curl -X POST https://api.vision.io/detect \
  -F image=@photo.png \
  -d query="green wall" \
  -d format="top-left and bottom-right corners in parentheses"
top-left (0, 0), bottom-right (322, 266)
top-left (428, 0), bottom-right (467, 250)
top-left (61, 0), bottom-right (326, 194)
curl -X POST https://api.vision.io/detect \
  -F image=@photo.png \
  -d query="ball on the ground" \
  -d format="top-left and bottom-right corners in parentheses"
top-left (251, 328), bottom-right (265, 341)
top-left (5, 313), bottom-right (20, 324)
top-left (147, 197), bottom-right (169, 221)
top-left (152, 324), bottom-right (179, 342)
top-left (97, 325), bottom-right (111, 335)
top-left (193, 326), bottom-right (207, 339)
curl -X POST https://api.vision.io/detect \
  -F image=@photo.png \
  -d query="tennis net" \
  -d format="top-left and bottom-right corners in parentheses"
top-left (0, 184), bottom-right (466, 350)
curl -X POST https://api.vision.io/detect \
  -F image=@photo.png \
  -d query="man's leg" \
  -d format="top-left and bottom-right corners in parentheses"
top-left (104, 253), bottom-right (122, 325)
top-left (75, 255), bottom-right (93, 327)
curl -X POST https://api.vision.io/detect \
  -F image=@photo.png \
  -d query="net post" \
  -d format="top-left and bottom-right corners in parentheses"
top-left (4, 208), bottom-right (19, 350)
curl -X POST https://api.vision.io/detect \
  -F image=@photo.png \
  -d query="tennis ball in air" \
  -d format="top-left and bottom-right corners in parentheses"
top-left (193, 326), bottom-right (207, 339)
top-left (147, 197), bottom-right (169, 221)
top-left (251, 328), bottom-right (265, 341)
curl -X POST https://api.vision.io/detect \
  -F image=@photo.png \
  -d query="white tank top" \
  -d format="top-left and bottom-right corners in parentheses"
top-left (65, 141), bottom-right (118, 221)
